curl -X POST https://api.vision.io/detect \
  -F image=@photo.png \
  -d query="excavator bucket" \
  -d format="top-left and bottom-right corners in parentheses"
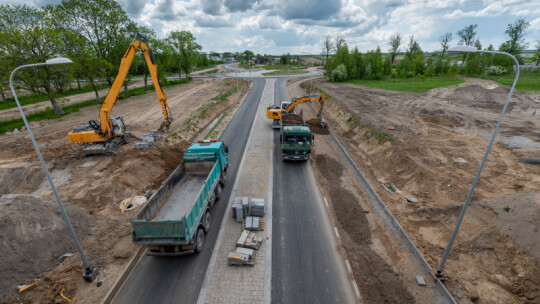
top-left (158, 119), bottom-right (172, 133)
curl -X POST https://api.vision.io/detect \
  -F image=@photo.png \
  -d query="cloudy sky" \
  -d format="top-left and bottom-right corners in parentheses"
top-left (5, 0), bottom-right (540, 54)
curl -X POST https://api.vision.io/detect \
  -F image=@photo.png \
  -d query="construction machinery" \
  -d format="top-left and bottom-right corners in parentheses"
top-left (279, 113), bottom-right (313, 161)
top-left (68, 33), bottom-right (172, 156)
top-left (131, 140), bottom-right (229, 255)
top-left (266, 93), bottom-right (326, 129)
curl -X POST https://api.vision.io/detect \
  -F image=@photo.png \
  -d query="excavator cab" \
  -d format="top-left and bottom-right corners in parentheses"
top-left (111, 116), bottom-right (126, 135)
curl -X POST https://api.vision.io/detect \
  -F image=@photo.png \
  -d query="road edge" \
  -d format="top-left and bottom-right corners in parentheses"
top-left (100, 247), bottom-right (145, 304)
top-left (196, 79), bottom-right (267, 304)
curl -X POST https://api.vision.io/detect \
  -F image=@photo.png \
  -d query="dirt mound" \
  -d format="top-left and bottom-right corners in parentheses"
top-left (310, 77), bottom-right (540, 303)
top-left (0, 196), bottom-right (93, 299)
top-left (306, 119), bottom-right (329, 134)
top-left (314, 154), bottom-right (415, 304)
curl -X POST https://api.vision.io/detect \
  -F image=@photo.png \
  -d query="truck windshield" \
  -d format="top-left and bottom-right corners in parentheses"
top-left (284, 135), bottom-right (310, 145)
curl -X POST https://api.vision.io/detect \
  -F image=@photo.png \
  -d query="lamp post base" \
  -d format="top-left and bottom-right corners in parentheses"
top-left (83, 267), bottom-right (99, 282)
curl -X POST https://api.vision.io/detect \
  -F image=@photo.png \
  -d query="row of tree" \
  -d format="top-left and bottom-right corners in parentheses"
top-left (323, 18), bottom-right (540, 82)
top-left (0, 0), bottom-right (210, 114)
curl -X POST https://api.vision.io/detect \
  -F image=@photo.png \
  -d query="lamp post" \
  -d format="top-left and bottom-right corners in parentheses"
top-left (10, 58), bottom-right (98, 282)
top-left (436, 46), bottom-right (520, 279)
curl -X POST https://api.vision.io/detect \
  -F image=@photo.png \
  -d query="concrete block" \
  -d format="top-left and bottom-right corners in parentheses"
top-left (235, 247), bottom-right (254, 259)
top-left (236, 204), bottom-right (244, 222)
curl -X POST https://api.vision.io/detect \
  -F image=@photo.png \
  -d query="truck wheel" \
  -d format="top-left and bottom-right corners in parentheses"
top-left (215, 185), bottom-right (222, 201)
top-left (220, 174), bottom-right (227, 187)
top-left (194, 228), bottom-right (205, 253)
top-left (203, 211), bottom-right (211, 234)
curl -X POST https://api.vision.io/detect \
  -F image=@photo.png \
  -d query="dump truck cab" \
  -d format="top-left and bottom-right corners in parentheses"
top-left (280, 114), bottom-right (313, 161)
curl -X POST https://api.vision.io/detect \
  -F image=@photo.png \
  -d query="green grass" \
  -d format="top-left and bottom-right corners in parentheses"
top-left (345, 77), bottom-right (464, 93)
top-left (478, 70), bottom-right (540, 91)
top-left (0, 78), bottom-right (192, 134)
top-left (0, 99), bottom-right (100, 134)
top-left (203, 69), bottom-right (218, 74)
top-left (262, 69), bottom-right (309, 76)
top-left (1, 83), bottom-right (110, 110)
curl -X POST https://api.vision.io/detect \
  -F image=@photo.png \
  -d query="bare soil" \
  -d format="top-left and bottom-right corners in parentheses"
top-left (306, 119), bottom-right (329, 135)
top-left (289, 77), bottom-right (540, 304)
top-left (0, 77), bottom-right (250, 303)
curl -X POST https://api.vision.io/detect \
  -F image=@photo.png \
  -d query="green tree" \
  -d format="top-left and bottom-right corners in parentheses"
top-left (0, 4), bottom-right (72, 114)
top-left (52, 0), bottom-right (137, 85)
top-left (499, 17), bottom-right (530, 63)
top-left (534, 40), bottom-right (540, 65)
top-left (457, 24), bottom-right (478, 64)
top-left (439, 32), bottom-right (452, 56)
top-left (280, 54), bottom-right (289, 65)
top-left (388, 32), bottom-right (402, 64)
top-left (0, 54), bottom-right (14, 104)
top-left (322, 35), bottom-right (334, 63)
top-left (168, 31), bottom-right (202, 79)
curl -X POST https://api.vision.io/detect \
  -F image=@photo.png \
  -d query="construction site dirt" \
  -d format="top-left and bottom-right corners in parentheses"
top-left (280, 114), bottom-right (304, 125)
top-left (288, 77), bottom-right (540, 304)
top-left (0, 77), bottom-right (250, 303)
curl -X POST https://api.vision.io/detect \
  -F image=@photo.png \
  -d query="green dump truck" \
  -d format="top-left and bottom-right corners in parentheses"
top-left (130, 140), bottom-right (228, 255)
top-left (279, 113), bottom-right (313, 161)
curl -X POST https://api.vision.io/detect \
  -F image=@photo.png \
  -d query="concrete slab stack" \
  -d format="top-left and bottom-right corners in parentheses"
top-left (250, 198), bottom-right (265, 216)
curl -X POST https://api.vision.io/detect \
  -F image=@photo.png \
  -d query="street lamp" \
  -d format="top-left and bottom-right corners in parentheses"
top-left (436, 46), bottom-right (520, 279)
top-left (9, 58), bottom-right (98, 282)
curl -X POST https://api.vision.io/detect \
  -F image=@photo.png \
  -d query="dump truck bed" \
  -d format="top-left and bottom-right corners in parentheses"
top-left (281, 114), bottom-right (304, 125)
top-left (153, 174), bottom-right (209, 221)
top-left (130, 160), bottom-right (220, 245)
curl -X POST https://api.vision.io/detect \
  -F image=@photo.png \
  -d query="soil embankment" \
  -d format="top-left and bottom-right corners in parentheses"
top-left (0, 77), bottom-right (250, 303)
top-left (288, 76), bottom-right (540, 304)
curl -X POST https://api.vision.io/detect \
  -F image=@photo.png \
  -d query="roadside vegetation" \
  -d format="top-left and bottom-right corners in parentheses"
top-left (346, 77), bottom-right (464, 93)
top-left (322, 18), bottom-right (540, 92)
top-left (0, 0), bottom-right (218, 115)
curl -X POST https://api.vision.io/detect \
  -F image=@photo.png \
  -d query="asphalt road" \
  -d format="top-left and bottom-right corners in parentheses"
top-left (271, 78), bottom-right (357, 303)
top-left (112, 78), bottom-right (266, 304)
top-left (112, 73), bottom-right (353, 303)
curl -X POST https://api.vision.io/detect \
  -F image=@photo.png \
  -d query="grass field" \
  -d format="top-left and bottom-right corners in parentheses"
top-left (262, 65), bottom-right (309, 76)
top-left (0, 83), bottom-right (109, 111)
top-left (0, 78), bottom-right (191, 134)
top-left (478, 70), bottom-right (540, 91)
top-left (346, 77), bottom-right (465, 93)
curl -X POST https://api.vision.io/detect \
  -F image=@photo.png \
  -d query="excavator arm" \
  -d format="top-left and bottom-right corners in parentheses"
top-left (98, 33), bottom-right (172, 138)
top-left (266, 93), bottom-right (326, 127)
top-left (283, 94), bottom-right (325, 114)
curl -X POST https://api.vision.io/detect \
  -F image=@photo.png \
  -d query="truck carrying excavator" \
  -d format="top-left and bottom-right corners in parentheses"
top-left (68, 33), bottom-right (172, 156)
top-left (266, 93), bottom-right (326, 129)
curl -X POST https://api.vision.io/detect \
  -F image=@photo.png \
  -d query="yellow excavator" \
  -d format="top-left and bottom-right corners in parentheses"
top-left (68, 33), bottom-right (172, 156)
top-left (266, 93), bottom-right (326, 128)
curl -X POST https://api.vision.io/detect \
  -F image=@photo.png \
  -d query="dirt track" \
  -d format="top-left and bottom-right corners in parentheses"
top-left (288, 77), bottom-right (540, 303)
top-left (0, 77), bottom-right (249, 303)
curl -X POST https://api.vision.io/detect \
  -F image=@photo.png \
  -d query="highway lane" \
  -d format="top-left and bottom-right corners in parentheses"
top-left (271, 78), bottom-right (357, 303)
top-left (112, 78), bottom-right (265, 304)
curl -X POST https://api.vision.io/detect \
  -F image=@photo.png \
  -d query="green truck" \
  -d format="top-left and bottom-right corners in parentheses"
top-left (130, 140), bottom-right (229, 255)
top-left (279, 113), bottom-right (314, 161)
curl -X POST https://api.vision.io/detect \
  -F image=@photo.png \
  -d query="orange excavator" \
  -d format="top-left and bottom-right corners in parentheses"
top-left (266, 93), bottom-right (326, 128)
top-left (68, 33), bottom-right (172, 156)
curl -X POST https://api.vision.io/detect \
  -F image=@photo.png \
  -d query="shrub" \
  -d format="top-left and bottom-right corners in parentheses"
top-left (331, 64), bottom-right (348, 82)
top-left (484, 65), bottom-right (508, 76)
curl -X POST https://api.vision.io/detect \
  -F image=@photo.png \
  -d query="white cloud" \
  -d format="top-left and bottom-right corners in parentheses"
top-left (2, 0), bottom-right (540, 54)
